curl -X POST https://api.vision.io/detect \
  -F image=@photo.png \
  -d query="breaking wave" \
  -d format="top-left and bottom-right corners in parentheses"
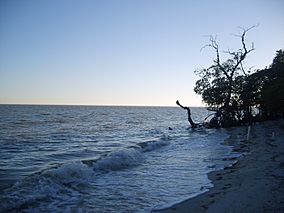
top-left (0, 135), bottom-right (171, 212)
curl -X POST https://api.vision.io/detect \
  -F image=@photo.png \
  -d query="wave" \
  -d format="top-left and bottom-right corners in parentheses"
top-left (0, 135), bottom-right (171, 212)
top-left (43, 161), bottom-right (95, 185)
top-left (83, 134), bottom-right (170, 172)
top-left (0, 162), bottom-right (87, 212)
top-left (92, 148), bottom-right (143, 171)
top-left (137, 134), bottom-right (170, 152)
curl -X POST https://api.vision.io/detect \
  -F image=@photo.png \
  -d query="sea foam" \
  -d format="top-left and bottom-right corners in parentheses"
top-left (0, 135), bottom-right (171, 212)
top-left (92, 135), bottom-right (170, 171)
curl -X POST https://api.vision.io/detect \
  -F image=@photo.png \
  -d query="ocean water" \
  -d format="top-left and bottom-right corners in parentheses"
top-left (0, 105), bottom-right (237, 212)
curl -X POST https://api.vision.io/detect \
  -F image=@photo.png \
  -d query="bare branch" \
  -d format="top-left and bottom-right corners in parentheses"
top-left (201, 25), bottom-right (256, 81)
top-left (240, 61), bottom-right (247, 76)
top-left (224, 49), bottom-right (240, 60)
top-left (232, 25), bottom-right (257, 75)
top-left (237, 24), bottom-right (259, 33)
top-left (206, 37), bottom-right (232, 80)
top-left (196, 25), bottom-right (258, 111)
top-left (200, 35), bottom-right (218, 52)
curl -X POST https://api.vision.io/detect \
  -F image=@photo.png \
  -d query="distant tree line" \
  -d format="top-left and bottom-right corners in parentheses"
top-left (243, 49), bottom-right (284, 120)
top-left (194, 27), bottom-right (284, 127)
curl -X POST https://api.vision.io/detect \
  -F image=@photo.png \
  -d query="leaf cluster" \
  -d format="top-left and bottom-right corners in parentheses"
top-left (193, 26), bottom-right (283, 125)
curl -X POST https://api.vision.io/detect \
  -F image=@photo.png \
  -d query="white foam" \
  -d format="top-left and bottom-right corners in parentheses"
top-left (44, 161), bottom-right (95, 185)
top-left (1, 175), bottom-right (67, 212)
top-left (0, 135), bottom-right (172, 212)
top-left (138, 135), bottom-right (170, 152)
top-left (93, 148), bottom-right (144, 172)
top-left (92, 135), bottom-right (171, 172)
top-left (1, 162), bottom-right (89, 212)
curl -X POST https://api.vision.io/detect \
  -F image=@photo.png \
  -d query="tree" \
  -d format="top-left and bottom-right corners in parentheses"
top-left (259, 50), bottom-right (284, 118)
top-left (194, 26), bottom-right (256, 127)
top-left (240, 50), bottom-right (284, 120)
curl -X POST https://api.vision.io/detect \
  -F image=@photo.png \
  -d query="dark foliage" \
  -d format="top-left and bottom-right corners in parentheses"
top-left (247, 50), bottom-right (284, 119)
top-left (194, 27), bottom-right (284, 127)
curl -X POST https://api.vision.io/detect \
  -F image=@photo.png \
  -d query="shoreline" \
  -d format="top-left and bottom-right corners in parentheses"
top-left (153, 120), bottom-right (284, 213)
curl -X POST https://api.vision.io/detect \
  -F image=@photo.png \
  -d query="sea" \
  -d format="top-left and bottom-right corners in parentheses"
top-left (0, 105), bottom-right (239, 213)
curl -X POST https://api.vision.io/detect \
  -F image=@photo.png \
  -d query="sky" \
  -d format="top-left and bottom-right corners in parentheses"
top-left (0, 0), bottom-right (283, 106)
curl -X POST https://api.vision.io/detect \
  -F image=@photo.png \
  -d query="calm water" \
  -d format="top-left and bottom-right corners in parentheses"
top-left (0, 105), bottom-right (237, 212)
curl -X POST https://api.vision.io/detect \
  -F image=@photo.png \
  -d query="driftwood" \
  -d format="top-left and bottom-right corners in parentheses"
top-left (176, 100), bottom-right (197, 128)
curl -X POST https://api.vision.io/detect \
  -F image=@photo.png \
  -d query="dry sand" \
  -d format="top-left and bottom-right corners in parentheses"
top-left (153, 120), bottom-right (284, 213)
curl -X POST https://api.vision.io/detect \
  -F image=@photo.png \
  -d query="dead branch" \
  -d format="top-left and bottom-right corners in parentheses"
top-left (232, 26), bottom-right (257, 75)
top-left (202, 26), bottom-right (256, 81)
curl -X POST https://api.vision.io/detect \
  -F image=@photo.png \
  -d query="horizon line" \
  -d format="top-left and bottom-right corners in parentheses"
top-left (0, 103), bottom-right (205, 108)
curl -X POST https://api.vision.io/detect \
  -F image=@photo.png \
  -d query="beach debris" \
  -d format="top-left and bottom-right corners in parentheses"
top-left (246, 126), bottom-right (251, 141)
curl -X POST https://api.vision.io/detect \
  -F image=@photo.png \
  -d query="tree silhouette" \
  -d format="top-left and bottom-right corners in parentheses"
top-left (194, 26), bottom-right (256, 127)
top-left (253, 50), bottom-right (284, 118)
top-left (195, 26), bottom-right (256, 107)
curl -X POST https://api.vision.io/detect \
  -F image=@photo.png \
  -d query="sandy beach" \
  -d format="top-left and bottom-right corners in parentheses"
top-left (154, 120), bottom-right (284, 213)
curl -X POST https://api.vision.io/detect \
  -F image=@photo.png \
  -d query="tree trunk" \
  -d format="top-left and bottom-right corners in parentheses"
top-left (224, 78), bottom-right (233, 108)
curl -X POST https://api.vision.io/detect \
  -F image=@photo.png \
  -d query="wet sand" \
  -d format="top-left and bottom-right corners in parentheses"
top-left (154, 120), bottom-right (284, 213)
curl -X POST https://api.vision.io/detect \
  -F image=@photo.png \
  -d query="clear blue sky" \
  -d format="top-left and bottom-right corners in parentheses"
top-left (0, 0), bottom-right (283, 106)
